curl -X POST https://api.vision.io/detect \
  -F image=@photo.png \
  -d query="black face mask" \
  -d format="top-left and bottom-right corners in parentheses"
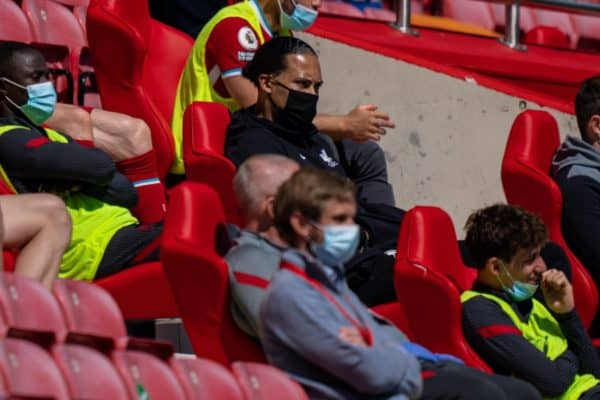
top-left (271, 81), bottom-right (318, 134)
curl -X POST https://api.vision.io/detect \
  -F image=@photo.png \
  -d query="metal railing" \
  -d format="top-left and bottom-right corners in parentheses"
top-left (390, 0), bottom-right (419, 35)
top-left (390, 0), bottom-right (600, 50)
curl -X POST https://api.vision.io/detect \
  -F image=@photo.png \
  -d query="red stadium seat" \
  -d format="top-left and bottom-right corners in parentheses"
top-left (524, 26), bottom-right (570, 49)
top-left (183, 102), bottom-right (241, 225)
top-left (51, 0), bottom-right (89, 35)
top-left (0, 273), bottom-right (174, 398)
top-left (22, 0), bottom-right (87, 49)
top-left (162, 182), bottom-right (265, 365)
top-left (573, 14), bottom-right (600, 48)
top-left (93, 260), bottom-right (179, 321)
top-left (0, 272), bottom-right (67, 347)
top-left (0, 338), bottom-right (69, 400)
top-left (532, 9), bottom-right (578, 48)
top-left (370, 301), bottom-right (415, 339)
top-left (501, 110), bottom-right (599, 330)
top-left (113, 350), bottom-right (187, 399)
top-left (232, 361), bottom-right (309, 400)
top-left (394, 206), bottom-right (491, 372)
top-left (87, 0), bottom-right (194, 178)
top-left (52, 279), bottom-right (127, 346)
top-left (173, 358), bottom-right (244, 399)
top-left (52, 279), bottom-right (174, 358)
top-left (442, 0), bottom-right (495, 31)
top-left (22, 0), bottom-right (89, 103)
top-left (0, 0), bottom-right (34, 42)
top-left (319, 1), bottom-right (365, 18)
top-left (52, 343), bottom-right (130, 400)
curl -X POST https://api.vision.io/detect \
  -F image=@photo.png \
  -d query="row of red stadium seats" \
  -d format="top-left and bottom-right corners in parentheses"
top-left (443, 0), bottom-right (600, 49)
top-left (0, 271), bottom-right (307, 399)
top-left (0, 0), bottom-right (96, 105)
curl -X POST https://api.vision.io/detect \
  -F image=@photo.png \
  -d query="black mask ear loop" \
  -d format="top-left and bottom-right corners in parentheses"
top-left (0, 77), bottom-right (27, 112)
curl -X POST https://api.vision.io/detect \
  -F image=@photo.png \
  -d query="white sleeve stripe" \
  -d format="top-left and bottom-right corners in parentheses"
top-left (222, 68), bottom-right (243, 78)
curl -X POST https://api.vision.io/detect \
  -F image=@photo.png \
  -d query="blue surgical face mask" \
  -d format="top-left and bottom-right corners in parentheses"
top-left (278, 0), bottom-right (318, 31)
top-left (497, 264), bottom-right (539, 302)
top-left (311, 223), bottom-right (360, 266)
top-left (1, 78), bottom-right (57, 125)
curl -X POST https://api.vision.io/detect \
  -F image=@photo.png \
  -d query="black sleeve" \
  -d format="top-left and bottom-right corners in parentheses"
top-left (80, 172), bottom-right (138, 209)
top-left (555, 310), bottom-right (600, 376)
top-left (225, 128), bottom-right (288, 168)
top-left (0, 128), bottom-right (115, 185)
top-left (560, 175), bottom-right (600, 284)
top-left (462, 296), bottom-right (579, 397)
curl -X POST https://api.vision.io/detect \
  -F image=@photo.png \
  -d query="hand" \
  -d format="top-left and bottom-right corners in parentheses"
top-left (541, 269), bottom-right (574, 314)
top-left (339, 326), bottom-right (367, 346)
top-left (342, 104), bottom-right (395, 142)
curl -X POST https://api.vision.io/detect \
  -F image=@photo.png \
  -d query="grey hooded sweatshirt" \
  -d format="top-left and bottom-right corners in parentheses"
top-left (552, 136), bottom-right (600, 287)
top-left (258, 249), bottom-right (423, 400)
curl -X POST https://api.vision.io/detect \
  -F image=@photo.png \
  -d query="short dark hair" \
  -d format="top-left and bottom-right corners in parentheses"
top-left (242, 37), bottom-right (317, 86)
top-left (0, 41), bottom-right (39, 78)
top-left (274, 167), bottom-right (356, 244)
top-left (464, 204), bottom-right (548, 269)
top-left (575, 76), bottom-right (600, 143)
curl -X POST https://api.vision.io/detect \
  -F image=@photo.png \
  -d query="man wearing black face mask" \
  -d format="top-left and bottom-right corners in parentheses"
top-left (226, 37), bottom-right (393, 205)
top-left (226, 37), bottom-right (345, 176)
top-left (226, 37), bottom-right (405, 306)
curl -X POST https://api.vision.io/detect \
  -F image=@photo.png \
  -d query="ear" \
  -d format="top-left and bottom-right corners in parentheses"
top-left (587, 114), bottom-right (600, 143)
top-left (289, 210), bottom-right (313, 241)
top-left (258, 73), bottom-right (273, 94)
top-left (484, 257), bottom-right (503, 276)
top-left (265, 195), bottom-right (275, 220)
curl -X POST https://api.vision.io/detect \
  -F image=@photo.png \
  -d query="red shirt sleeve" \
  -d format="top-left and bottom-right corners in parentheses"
top-left (206, 17), bottom-right (262, 77)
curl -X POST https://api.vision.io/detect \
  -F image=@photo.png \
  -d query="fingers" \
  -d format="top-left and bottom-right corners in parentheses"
top-left (372, 111), bottom-right (396, 129)
top-left (542, 269), bottom-right (568, 291)
top-left (357, 104), bottom-right (378, 112)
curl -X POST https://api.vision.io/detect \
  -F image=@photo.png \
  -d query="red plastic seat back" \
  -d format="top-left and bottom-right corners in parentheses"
top-left (51, 0), bottom-right (88, 34)
top-left (52, 343), bottom-right (130, 399)
top-left (442, 0), bottom-right (495, 30)
top-left (573, 14), bottom-right (600, 42)
top-left (371, 301), bottom-right (414, 339)
top-left (161, 182), bottom-right (265, 365)
top-left (22, 0), bottom-right (87, 49)
top-left (501, 109), bottom-right (599, 329)
top-left (183, 102), bottom-right (241, 225)
top-left (87, 0), bottom-right (194, 177)
top-left (0, 0), bottom-right (34, 42)
top-left (525, 26), bottom-right (570, 49)
top-left (232, 362), bottom-right (309, 400)
top-left (0, 337), bottom-right (69, 399)
top-left (114, 350), bottom-right (187, 399)
top-left (1, 272), bottom-right (67, 346)
top-left (397, 206), bottom-right (474, 292)
top-left (52, 279), bottom-right (127, 344)
top-left (173, 358), bottom-right (244, 399)
top-left (532, 9), bottom-right (578, 48)
top-left (394, 206), bottom-right (491, 372)
top-left (94, 260), bottom-right (179, 320)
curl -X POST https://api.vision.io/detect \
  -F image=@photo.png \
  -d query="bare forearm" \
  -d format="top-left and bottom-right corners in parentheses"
top-left (313, 114), bottom-right (348, 141)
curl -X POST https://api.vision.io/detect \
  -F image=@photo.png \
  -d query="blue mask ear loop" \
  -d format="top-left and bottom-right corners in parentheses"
top-left (497, 261), bottom-right (517, 290)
